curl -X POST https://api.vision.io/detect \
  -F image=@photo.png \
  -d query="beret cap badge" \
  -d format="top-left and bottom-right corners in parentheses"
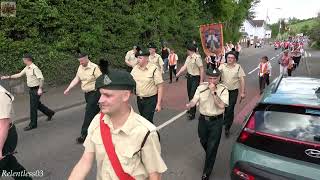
top-left (103, 75), bottom-right (112, 85)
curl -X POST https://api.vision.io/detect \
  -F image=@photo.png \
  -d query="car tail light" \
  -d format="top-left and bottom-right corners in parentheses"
top-left (238, 113), bottom-right (256, 143)
top-left (233, 168), bottom-right (255, 180)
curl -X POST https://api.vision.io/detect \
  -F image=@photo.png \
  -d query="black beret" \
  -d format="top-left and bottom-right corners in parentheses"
top-left (77, 52), bottom-right (88, 59)
top-left (206, 67), bottom-right (221, 77)
top-left (135, 48), bottom-right (150, 57)
top-left (134, 45), bottom-right (141, 51)
top-left (225, 51), bottom-right (238, 60)
top-left (95, 69), bottom-right (136, 91)
top-left (186, 43), bottom-right (197, 52)
top-left (23, 53), bottom-right (33, 60)
top-left (148, 42), bottom-right (157, 49)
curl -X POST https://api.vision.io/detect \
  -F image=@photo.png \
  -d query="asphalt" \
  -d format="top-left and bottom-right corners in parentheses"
top-left (2, 45), bottom-right (320, 180)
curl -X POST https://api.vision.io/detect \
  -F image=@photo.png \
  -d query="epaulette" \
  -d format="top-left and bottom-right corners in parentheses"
top-left (198, 82), bottom-right (209, 93)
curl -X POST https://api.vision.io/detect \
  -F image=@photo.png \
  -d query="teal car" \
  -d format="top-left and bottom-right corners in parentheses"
top-left (230, 76), bottom-right (320, 180)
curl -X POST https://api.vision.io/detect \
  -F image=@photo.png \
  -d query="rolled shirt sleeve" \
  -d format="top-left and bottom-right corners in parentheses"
top-left (153, 68), bottom-right (164, 86)
top-left (0, 93), bottom-right (13, 119)
top-left (34, 67), bottom-right (44, 80)
top-left (141, 131), bottom-right (167, 174)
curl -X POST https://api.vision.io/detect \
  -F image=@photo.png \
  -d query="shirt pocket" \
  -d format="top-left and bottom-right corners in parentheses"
top-left (118, 145), bottom-right (140, 174)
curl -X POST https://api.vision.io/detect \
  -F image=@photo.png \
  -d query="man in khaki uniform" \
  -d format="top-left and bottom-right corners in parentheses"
top-left (64, 53), bottom-right (102, 143)
top-left (148, 43), bottom-right (164, 74)
top-left (131, 48), bottom-right (164, 123)
top-left (1, 53), bottom-right (55, 131)
top-left (176, 43), bottom-right (204, 120)
top-left (218, 51), bottom-right (246, 137)
top-left (125, 45), bottom-right (141, 72)
top-left (68, 69), bottom-right (167, 180)
top-left (186, 67), bottom-right (228, 180)
top-left (0, 85), bottom-right (32, 179)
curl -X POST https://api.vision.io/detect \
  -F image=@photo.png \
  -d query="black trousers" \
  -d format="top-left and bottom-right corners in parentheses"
top-left (292, 56), bottom-right (301, 67)
top-left (169, 65), bottom-right (177, 82)
top-left (288, 68), bottom-right (293, 76)
top-left (81, 91), bottom-right (100, 136)
top-left (259, 74), bottom-right (269, 94)
top-left (29, 87), bottom-right (54, 127)
top-left (137, 95), bottom-right (158, 123)
top-left (187, 75), bottom-right (200, 116)
top-left (198, 114), bottom-right (223, 176)
top-left (0, 124), bottom-right (32, 180)
top-left (224, 89), bottom-right (239, 131)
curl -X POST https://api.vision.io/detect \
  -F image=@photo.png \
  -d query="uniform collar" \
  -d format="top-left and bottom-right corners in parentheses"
top-left (102, 107), bottom-right (136, 135)
top-left (149, 53), bottom-right (158, 58)
top-left (27, 63), bottom-right (35, 69)
top-left (82, 61), bottom-right (94, 70)
top-left (138, 62), bottom-right (151, 70)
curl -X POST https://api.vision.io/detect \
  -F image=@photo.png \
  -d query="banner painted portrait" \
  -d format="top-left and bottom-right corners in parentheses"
top-left (199, 23), bottom-right (224, 56)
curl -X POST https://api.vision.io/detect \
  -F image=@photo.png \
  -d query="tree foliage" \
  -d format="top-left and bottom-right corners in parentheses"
top-left (0, 0), bottom-right (256, 85)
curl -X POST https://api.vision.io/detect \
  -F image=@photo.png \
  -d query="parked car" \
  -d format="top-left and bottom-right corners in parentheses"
top-left (230, 76), bottom-right (320, 180)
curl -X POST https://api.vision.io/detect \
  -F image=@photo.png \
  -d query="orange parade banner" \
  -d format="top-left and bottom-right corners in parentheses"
top-left (199, 23), bottom-right (224, 56)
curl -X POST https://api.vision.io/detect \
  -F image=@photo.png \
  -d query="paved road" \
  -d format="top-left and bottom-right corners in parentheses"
top-left (4, 46), bottom-right (319, 180)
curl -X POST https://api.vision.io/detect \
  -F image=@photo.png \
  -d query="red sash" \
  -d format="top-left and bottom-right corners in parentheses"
top-left (99, 113), bottom-right (135, 180)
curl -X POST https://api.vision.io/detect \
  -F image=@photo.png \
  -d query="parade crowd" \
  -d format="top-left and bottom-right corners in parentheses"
top-left (0, 37), bottom-right (304, 180)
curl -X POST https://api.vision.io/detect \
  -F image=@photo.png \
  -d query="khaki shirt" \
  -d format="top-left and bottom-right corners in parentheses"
top-left (131, 63), bottom-right (163, 97)
top-left (125, 50), bottom-right (138, 67)
top-left (11, 63), bottom-right (44, 87)
top-left (185, 53), bottom-right (203, 76)
top-left (148, 54), bottom-right (164, 73)
top-left (191, 83), bottom-right (229, 116)
top-left (0, 85), bottom-right (14, 119)
top-left (83, 108), bottom-right (167, 180)
top-left (76, 61), bottom-right (102, 92)
top-left (219, 63), bottom-right (246, 90)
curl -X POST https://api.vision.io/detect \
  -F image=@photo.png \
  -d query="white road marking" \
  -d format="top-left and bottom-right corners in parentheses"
top-left (309, 53), bottom-right (312, 57)
top-left (156, 110), bottom-right (187, 130)
top-left (248, 67), bottom-right (259, 75)
top-left (248, 53), bottom-right (277, 75)
top-left (305, 51), bottom-right (308, 57)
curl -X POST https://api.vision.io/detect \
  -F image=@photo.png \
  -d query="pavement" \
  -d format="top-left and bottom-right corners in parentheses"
top-left (2, 45), bottom-right (320, 180)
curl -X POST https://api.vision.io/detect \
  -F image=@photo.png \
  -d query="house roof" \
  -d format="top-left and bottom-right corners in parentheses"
top-left (248, 19), bottom-right (265, 27)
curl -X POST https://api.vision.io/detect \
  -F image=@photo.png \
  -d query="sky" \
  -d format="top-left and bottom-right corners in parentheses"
top-left (253, 0), bottom-right (320, 24)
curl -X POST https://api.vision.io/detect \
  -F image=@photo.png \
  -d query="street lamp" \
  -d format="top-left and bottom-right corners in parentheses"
top-left (275, 8), bottom-right (283, 39)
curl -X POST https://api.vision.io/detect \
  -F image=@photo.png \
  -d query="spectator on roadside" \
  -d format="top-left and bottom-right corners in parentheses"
top-left (257, 56), bottom-right (271, 94)
top-left (161, 44), bottom-right (170, 73)
top-left (168, 49), bottom-right (179, 83)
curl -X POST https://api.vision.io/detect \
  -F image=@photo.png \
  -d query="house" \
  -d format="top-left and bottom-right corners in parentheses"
top-left (240, 19), bottom-right (272, 41)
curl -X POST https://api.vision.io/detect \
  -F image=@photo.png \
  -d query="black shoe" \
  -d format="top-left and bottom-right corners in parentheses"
top-left (169, 81), bottom-right (172, 84)
top-left (201, 174), bottom-right (209, 180)
top-left (47, 112), bottom-right (55, 121)
top-left (176, 77), bottom-right (179, 82)
top-left (225, 129), bottom-right (230, 138)
top-left (24, 125), bottom-right (37, 131)
top-left (188, 114), bottom-right (195, 120)
top-left (76, 135), bottom-right (86, 144)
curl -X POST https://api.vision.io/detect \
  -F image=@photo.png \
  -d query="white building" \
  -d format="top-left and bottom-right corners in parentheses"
top-left (240, 19), bottom-right (272, 41)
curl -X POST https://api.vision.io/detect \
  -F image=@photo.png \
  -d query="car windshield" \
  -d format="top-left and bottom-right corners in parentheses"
top-left (254, 106), bottom-right (320, 144)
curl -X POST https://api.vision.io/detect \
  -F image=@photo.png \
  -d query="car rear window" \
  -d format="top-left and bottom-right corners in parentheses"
top-left (254, 104), bottom-right (320, 144)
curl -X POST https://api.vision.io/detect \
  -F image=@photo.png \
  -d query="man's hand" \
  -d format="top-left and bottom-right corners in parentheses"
top-left (208, 83), bottom-right (216, 92)
top-left (0, 76), bottom-right (10, 80)
top-left (37, 88), bottom-right (43, 96)
top-left (186, 101), bottom-right (196, 109)
top-left (155, 103), bottom-right (162, 112)
top-left (64, 89), bottom-right (70, 95)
